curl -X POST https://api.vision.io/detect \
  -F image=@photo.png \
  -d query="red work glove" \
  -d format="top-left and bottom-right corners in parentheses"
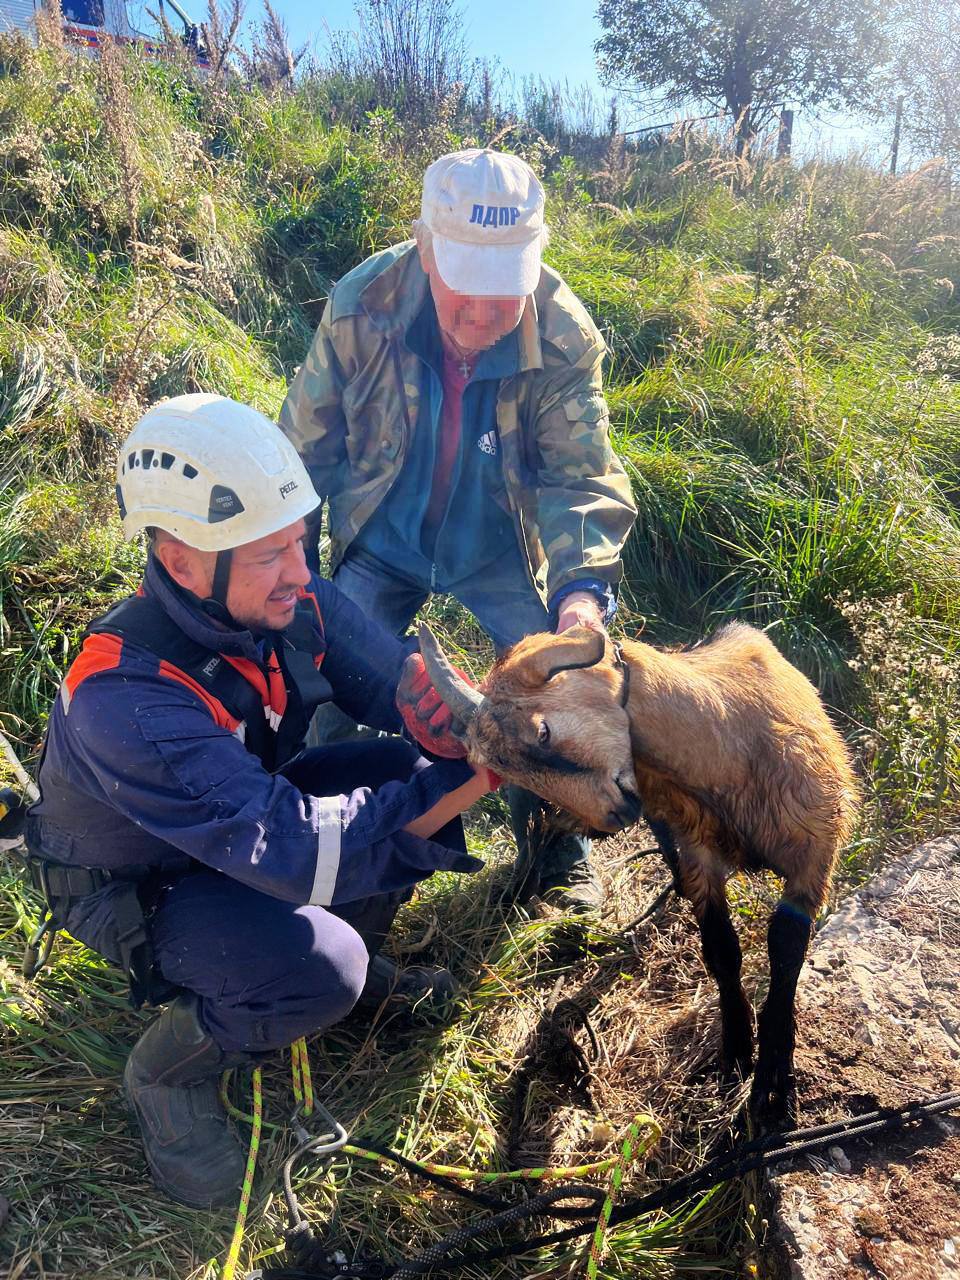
top-left (397, 652), bottom-right (471, 759)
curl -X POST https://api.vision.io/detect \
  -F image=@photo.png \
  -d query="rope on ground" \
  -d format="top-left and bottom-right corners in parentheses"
top-left (220, 1064), bottom-right (263, 1280)
top-left (259, 1087), bottom-right (960, 1278)
top-left (390, 1183), bottom-right (608, 1280)
top-left (221, 1033), bottom-right (960, 1280)
top-left (217, 1038), bottom-right (658, 1279)
top-left (219, 1037), bottom-right (315, 1279)
top-left (608, 1087), bottom-right (960, 1230)
top-left (221, 1052), bottom-right (660, 1187)
top-left (586, 1113), bottom-right (655, 1278)
top-left (342, 1124), bottom-right (659, 1185)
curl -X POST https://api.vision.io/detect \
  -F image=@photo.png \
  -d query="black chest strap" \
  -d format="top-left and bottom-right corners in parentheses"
top-left (87, 593), bottom-right (331, 771)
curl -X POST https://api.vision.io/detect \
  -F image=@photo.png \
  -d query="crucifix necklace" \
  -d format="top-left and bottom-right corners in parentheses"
top-left (441, 333), bottom-right (479, 379)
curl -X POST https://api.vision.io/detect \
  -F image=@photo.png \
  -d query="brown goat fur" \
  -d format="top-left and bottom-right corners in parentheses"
top-left (433, 621), bottom-right (859, 1126)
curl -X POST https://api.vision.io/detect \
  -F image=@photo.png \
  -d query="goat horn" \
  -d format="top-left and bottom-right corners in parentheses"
top-left (417, 624), bottom-right (486, 730)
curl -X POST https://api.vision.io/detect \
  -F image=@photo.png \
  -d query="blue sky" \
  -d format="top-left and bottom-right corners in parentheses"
top-left (141, 0), bottom-right (892, 158)
top-left (276, 0), bottom-right (610, 103)
top-left (267, 0), bottom-right (889, 156)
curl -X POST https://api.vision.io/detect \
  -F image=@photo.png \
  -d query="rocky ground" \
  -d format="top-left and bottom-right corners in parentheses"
top-left (764, 837), bottom-right (960, 1279)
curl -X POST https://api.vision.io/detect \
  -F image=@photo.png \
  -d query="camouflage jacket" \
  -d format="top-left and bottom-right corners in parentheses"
top-left (279, 242), bottom-right (637, 604)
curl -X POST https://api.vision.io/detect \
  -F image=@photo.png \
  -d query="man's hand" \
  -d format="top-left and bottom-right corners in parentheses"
top-left (403, 764), bottom-right (500, 838)
top-left (396, 652), bottom-right (469, 759)
top-left (556, 591), bottom-right (605, 634)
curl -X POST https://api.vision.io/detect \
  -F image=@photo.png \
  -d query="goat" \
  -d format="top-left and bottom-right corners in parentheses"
top-left (418, 621), bottom-right (859, 1128)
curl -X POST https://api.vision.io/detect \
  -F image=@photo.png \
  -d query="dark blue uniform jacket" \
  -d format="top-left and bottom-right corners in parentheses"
top-left (27, 556), bottom-right (478, 917)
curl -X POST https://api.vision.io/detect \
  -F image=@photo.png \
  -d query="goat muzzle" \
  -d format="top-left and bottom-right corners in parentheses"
top-left (417, 624), bottom-right (487, 732)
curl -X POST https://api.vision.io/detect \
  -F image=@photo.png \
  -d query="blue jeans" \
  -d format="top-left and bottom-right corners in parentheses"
top-left (323, 548), bottom-right (592, 886)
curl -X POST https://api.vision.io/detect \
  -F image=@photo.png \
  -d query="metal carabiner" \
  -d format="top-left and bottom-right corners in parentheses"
top-left (290, 1098), bottom-right (349, 1152)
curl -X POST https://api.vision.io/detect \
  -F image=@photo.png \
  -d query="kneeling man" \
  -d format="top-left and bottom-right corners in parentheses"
top-left (25, 394), bottom-right (492, 1207)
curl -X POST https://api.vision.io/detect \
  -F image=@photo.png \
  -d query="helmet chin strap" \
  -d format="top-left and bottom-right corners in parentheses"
top-left (209, 547), bottom-right (233, 612)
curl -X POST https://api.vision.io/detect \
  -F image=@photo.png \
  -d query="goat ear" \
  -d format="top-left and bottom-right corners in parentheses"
top-left (525, 626), bottom-right (607, 685)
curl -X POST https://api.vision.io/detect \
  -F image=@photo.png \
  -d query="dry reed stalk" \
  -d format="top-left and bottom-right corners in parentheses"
top-left (203, 0), bottom-right (245, 87)
top-left (98, 38), bottom-right (141, 267)
top-left (34, 0), bottom-right (64, 50)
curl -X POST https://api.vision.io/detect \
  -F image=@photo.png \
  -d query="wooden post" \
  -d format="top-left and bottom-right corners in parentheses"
top-left (777, 108), bottom-right (794, 157)
top-left (890, 95), bottom-right (904, 175)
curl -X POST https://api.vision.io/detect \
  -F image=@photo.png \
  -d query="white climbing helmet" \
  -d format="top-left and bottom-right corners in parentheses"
top-left (116, 394), bottom-right (320, 552)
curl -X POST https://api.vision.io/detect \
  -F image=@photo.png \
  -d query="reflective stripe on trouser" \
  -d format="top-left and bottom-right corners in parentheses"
top-left (323, 548), bottom-right (591, 878)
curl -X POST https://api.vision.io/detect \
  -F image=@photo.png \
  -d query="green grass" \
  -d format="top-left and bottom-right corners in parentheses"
top-left (1, 834), bottom-right (745, 1279)
top-left (3, 32), bottom-right (960, 1280)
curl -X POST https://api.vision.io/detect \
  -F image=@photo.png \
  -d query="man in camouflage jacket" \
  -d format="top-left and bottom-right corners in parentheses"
top-left (280, 148), bottom-right (637, 909)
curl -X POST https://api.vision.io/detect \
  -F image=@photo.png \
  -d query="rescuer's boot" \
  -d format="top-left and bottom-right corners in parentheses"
top-left (358, 954), bottom-right (459, 1019)
top-left (123, 993), bottom-right (248, 1208)
top-left (538, 858), bottom-right (604, 912)
top-left (506, 785), bottom-right (604, 912)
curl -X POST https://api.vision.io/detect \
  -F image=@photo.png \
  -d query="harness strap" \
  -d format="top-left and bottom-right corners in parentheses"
top-left (22, 854), bottom-right (179, 1008)
top-left (110, 877), bottom-right (179, 1009)
top-left (86, 592), bottom-right (310, 770)
top-left (26, 857), bottom-right (110, 900)
top-left (211, 548), bottom-right (233, 609)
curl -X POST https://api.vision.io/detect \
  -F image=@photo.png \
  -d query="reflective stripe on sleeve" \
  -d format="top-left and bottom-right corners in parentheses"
top-left (308, 797), bottom-right (343, 906)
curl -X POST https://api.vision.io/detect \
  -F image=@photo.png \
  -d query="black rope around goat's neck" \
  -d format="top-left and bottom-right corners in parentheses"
top-left (257, 1089), bottom-right (960, 1280)
top-left (613, 643), bottom-right (630, 708)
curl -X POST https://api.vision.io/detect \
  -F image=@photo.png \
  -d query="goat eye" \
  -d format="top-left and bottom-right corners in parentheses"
top-left (537, 721), bottom-right (550, 746)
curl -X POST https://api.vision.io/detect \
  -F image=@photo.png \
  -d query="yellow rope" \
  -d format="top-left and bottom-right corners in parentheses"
top-left (217, 1037), bottom-right (312, 1279)
top-left (216, 1037), bottom-right (658, 1279)
top-left (584, 1114), bottom-right (661, 1277)
top-left (342, 1121), bottom-right (659, 1184)
top-left (219, 1064), bottom-right (262, 1280)
top-left (290, 1034), bottom-right (314, 1116)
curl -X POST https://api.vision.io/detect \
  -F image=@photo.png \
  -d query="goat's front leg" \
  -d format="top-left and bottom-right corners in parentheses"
top-left (750, 897), bottom-right (814, 1131)
top-left (678, 847), bottom-right (754, 1078)
top-left (645, 815), bottom-right (682, 891)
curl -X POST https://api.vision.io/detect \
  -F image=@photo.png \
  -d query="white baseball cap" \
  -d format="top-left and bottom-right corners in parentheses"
top-left (420, 149), bottom-right (546, 297)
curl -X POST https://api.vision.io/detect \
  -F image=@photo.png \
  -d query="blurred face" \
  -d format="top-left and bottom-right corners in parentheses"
top-left (418, 241), bottom-right (526, 354)
top-left (156, 519), bottom-right (311, 633)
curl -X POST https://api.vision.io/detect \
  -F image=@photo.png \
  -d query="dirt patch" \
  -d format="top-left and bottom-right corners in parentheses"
top-left (764, 836), bottom-right (960, 1280)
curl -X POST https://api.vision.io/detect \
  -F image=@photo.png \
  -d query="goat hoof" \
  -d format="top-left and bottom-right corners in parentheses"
top-left (749, 1072), bottom-right (798, 1133)
top-left (720, 1044), bottom-right (754, 1082)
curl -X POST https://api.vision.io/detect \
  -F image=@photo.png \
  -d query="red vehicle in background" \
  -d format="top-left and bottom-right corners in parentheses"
top-left (0, 0), bottom-right (209, 68)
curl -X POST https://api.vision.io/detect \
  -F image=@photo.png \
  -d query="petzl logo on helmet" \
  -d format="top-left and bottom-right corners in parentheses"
top-left (469, 205), bottom-right (521, 228)
top-left (279, 479), bottom-right (299, 498)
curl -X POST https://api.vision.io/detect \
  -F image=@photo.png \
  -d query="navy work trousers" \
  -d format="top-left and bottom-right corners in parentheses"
top-left (149, 738), bottom-right (464, 1054)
